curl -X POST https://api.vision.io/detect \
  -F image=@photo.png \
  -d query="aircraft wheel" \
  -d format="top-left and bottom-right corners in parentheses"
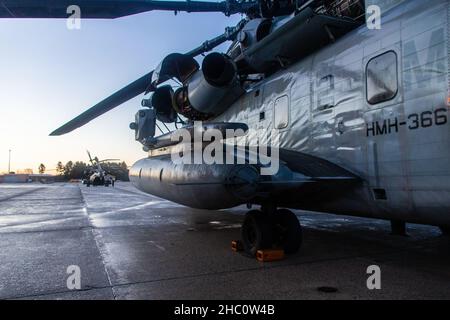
top-left (273, 209), bottom-right (302, 254)
top-left (440, 226), bottom-right (450, 236)
top-left (241, 210), bottom-right (273, 256)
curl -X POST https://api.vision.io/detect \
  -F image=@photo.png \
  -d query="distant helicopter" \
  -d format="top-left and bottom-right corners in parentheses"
top-left (3, 0), bottom-right (450, 256)
top-left (83, 151), bottom-right (119, 187)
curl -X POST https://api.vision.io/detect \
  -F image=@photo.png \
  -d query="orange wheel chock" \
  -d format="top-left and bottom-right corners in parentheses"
top-left (256, 249), bottom-right (285, 262)
top-left (231, 240), bottom-right (244, 252)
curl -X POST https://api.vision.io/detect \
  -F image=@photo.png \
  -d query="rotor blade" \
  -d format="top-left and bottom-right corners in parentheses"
top-left (99, 159), bottom-right (120, 163)
top-left (50, 72), bottom-right (152, 136)
top-left (0, 0), bottom-right (255, 18)
top-left (49, 19), bottom-right (246, 136)
top-left (87, 150), bottom-right (93, 163)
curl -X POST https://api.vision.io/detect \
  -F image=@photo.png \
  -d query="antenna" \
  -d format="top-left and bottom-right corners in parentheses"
top-left (8, 149), bottom-right (11, 173)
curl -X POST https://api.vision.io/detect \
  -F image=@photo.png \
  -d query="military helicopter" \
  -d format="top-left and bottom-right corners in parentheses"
top-left (83, 151), bottom-right (119, 187)
top-left (2, 0), bottom-right (449, 256)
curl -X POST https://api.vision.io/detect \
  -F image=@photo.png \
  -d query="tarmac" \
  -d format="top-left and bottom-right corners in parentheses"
top-left (0, 182), bottom-right (449, 300)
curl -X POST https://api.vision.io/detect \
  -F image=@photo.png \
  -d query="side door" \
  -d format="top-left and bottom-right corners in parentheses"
top-left (364, 47), bottom-right (406, 208)
top-left (310, 54), bottom-right (336, 157)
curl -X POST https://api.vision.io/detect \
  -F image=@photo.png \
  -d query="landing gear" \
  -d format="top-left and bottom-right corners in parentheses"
top-left (274, 209), bottom-right (303, 254)
top-left (240, 207), bottom-right (302, 256)
top-left (241, 210), bottom-right (273, 256)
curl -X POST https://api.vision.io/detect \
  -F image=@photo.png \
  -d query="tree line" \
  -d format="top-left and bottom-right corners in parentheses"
top-left (51, 161), bottom-right (130, 181)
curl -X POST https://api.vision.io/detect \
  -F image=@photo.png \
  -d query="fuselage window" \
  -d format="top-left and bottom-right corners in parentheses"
top-left (366, 51), bottom-right (398, 105)
top-left (274, 95), bottom-right (289, 129)
top-left (317, 74), bottom-right (334, 111)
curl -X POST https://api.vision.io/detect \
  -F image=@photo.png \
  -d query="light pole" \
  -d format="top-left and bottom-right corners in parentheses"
top-left (8, 149), bottom-right (11, 174)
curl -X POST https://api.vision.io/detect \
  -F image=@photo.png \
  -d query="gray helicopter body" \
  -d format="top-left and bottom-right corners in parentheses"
top-left (130, 0), bottom-right (450, 228)
top-left (85, 151), bottom-right (118, 186)
top-left (221, 0), bottom-right (450, 225)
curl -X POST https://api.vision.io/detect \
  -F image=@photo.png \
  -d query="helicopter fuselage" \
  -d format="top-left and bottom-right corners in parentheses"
top-left (222, 0), bottom-right (449, 225)
top-left (131, 0), bottom-right (450, 227)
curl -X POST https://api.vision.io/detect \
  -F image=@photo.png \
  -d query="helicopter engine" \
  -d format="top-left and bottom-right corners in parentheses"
top-left (174, 52), bottom-right (245, 120)
top-left (142, 52), bottom-right (245, 122)
top-left (142, 85), bottom-right (177, 123)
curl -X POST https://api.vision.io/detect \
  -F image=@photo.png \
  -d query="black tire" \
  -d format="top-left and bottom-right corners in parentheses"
top-left (440, 226), bottom-right (450, 236)
top-left (274, 209), bottom-right (302, 254)
top-left (241, 210), bottom-right (273, 256)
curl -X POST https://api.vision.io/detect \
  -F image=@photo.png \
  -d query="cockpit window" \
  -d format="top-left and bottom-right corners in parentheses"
top-left (366, 51), bottom-right (398, 105)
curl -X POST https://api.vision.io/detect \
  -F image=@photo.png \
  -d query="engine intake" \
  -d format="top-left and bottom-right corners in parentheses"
top-left (202, 52), bottom-right (236, 87)
top-left (150, 85), bottom-right (177, 123)
top-left (173, 52), bottom-right (245, 120)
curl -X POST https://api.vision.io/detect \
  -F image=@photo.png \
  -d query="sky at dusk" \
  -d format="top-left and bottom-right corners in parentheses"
top-left (0, 3), bottom-right (241, 173)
